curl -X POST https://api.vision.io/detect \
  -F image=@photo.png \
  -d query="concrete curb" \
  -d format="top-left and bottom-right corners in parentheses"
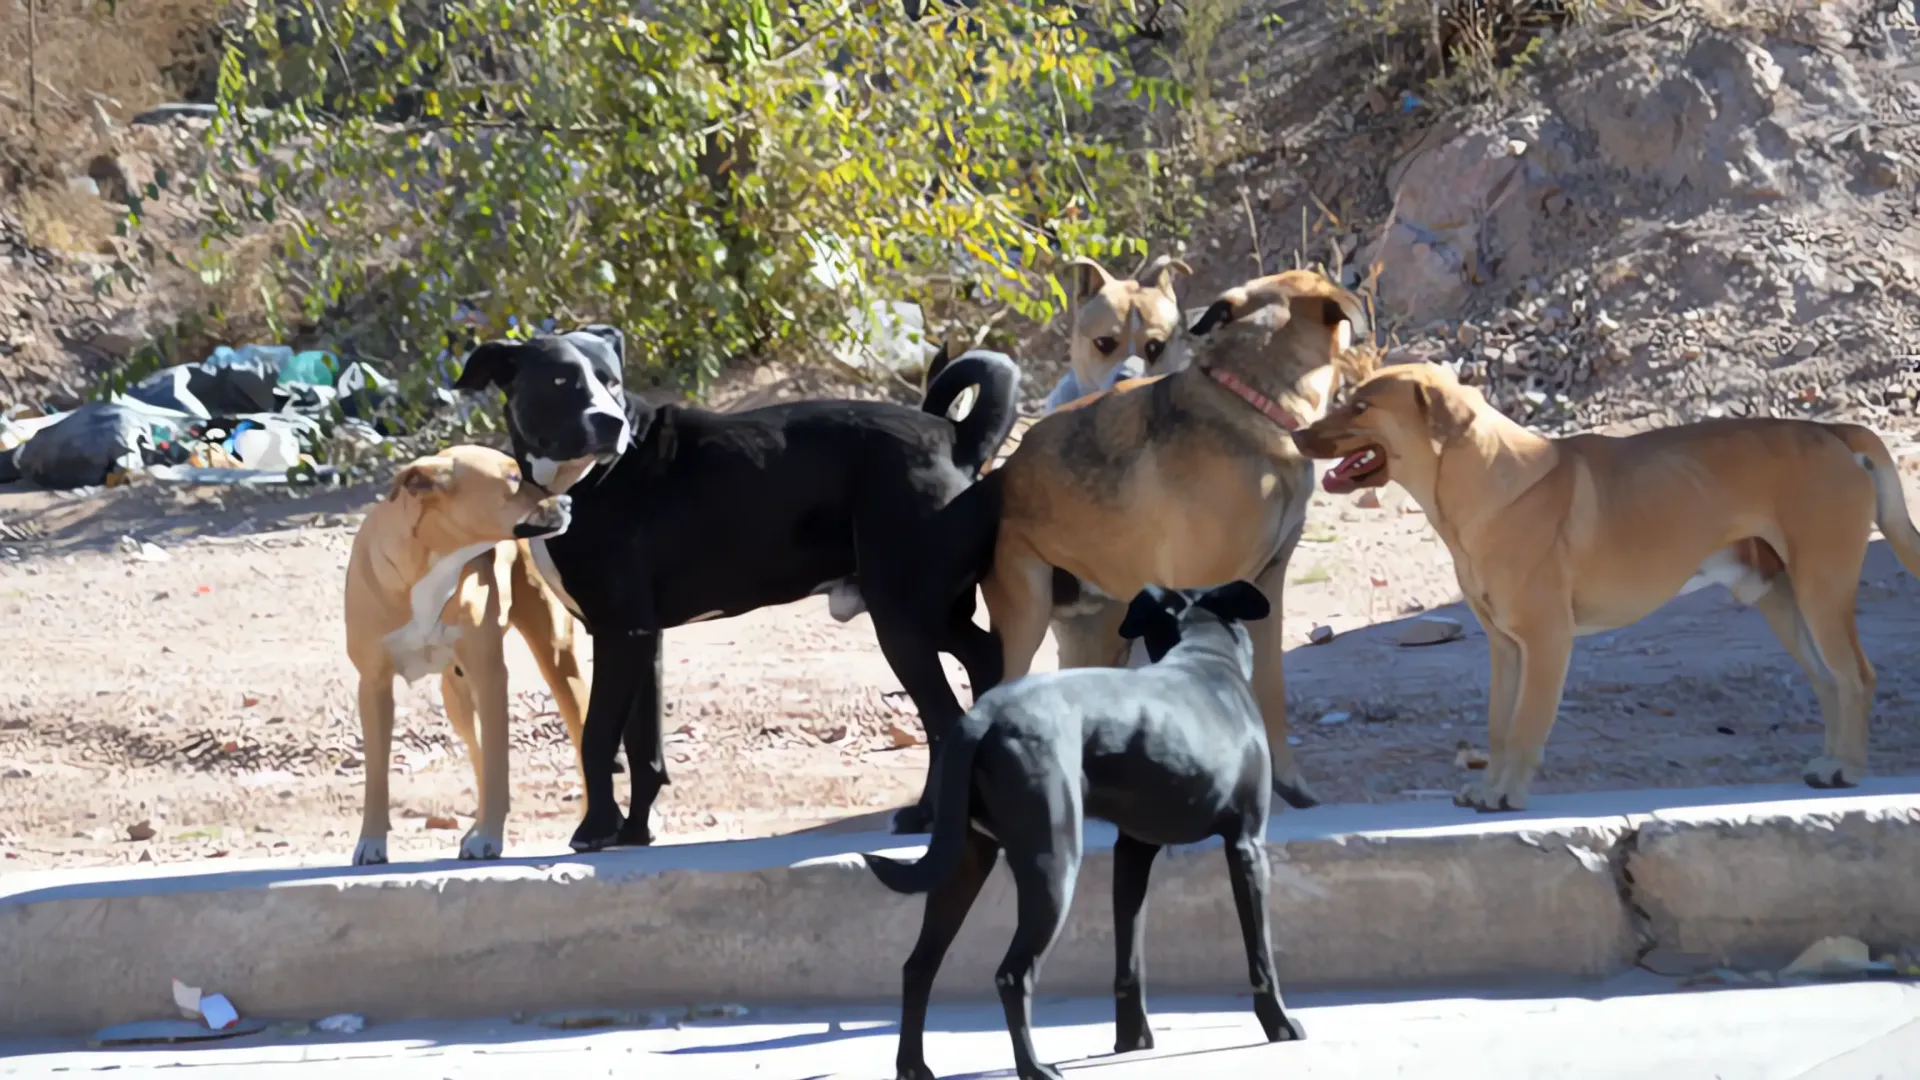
top-left (4, 779), bottom-right (1918, 1037)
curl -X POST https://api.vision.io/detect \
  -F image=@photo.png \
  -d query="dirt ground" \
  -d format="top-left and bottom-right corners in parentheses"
top-left (7, 430), bottom-right (1920, 873)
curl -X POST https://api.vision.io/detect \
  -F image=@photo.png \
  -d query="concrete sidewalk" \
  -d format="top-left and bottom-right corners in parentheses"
top-left (3, 779), bottom-right (1918, 1038)
top-left (4, 977), bottom-right (1917, 1079)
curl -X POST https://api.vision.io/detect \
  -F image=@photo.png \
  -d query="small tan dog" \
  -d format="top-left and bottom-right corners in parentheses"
top-left (981, 270), bottom-right (1374, 808)
top-left (1038, 254), bottom-right (1194, 412)
top-left (1292, 362), bottom-right (1920, 811)
top-left (344, 445), bottom-right (587, 863)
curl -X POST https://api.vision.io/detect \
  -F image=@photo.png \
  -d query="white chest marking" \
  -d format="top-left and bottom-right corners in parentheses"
top-left (1677, 546), bottom-right (1773, 606)
top-left (383, 541), bottom-right (499, 684)
top-left (529, 537), bottom-right (585, 621)
top-left (686, 609), bottom-right (727, 624)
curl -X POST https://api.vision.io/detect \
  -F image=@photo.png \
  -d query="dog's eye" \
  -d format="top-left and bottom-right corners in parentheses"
top-left (1144, 339), bottom-right (1165, 359)
top-left (1094, 337), bottom-right (1118, 355)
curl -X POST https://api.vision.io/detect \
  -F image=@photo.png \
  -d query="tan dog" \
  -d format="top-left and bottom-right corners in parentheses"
top-left (344, 445), bottom-right (588, 863)
top-left (1292, 362), bottom-right (1920, 811)
top-left (1039, 254), bottom-right (1194, 413)
top-left (982, 270), bottom-right (1375, 808)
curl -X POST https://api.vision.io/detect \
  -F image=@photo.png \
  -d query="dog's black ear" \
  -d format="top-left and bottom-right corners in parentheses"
top-left (1195, 580), bottom-right (1271, 624)
top-left (924, 341), bottom-right (954, 386)
top-left (573, 324), bottom-right (627, 366)
top-left (1188, 299), bottom-right (1236, 337)
top-left (1118, 585), bottom-right (1181, 641)
top-left (454, 341), bottom-right (519, 392)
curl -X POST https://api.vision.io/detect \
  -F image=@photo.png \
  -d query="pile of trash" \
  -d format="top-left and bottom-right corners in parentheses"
top-left (0, 344), bottom-right (405, 491)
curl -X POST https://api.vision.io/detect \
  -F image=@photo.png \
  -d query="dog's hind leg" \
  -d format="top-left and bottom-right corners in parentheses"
top-left (1223, 831), bottom-right (1304, 1043)
top-left (895, 830), bottom-right (1000, 1080)
top-left (948, 596), bottom-right (1002, 704)
top-left (440, 666), bottom-right (484, 820)
top-left (1781, 560), bottom-right (1875, 789)
top-left (868, 593), bottom-right (967, 836)
top-left (1111, 833), bottom-right (1162, 1054)
top-left (1250, 547), bottom-right (1319, 809)
top-left (991, 790), bottom-right (1083, 1080)
top-left (510, 554), bottom-right (590, 808)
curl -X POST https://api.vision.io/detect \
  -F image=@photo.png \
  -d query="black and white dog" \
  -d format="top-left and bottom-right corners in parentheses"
top-left (454, 325), bottom-right (1019, 849)
top-left (864, 581), bottom-right (1304, 1080)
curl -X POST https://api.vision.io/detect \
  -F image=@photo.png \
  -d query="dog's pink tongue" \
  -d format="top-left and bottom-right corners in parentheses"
top-left (1322, 452), bottom-right (1364, 494)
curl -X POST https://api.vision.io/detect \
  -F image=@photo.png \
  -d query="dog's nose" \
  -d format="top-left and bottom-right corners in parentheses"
top-left (588, 410), bottom-right (627, 447)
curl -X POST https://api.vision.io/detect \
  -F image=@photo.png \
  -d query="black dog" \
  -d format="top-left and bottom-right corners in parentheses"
top-left (454, 326), bottom-right (1019, 849)
top-left (863, 581), bottom-right (1305, 1080)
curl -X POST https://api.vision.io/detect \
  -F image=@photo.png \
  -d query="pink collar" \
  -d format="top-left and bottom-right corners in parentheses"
top-left (1208, 368), bottom-right (1301, 431)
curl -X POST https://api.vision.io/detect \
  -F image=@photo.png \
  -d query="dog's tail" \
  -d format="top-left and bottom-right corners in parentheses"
top-left (923, 346), bottom-right (1021, 477)
top-left (1828, 423), bottom-right (1920, 580)
top-left (861, 710), bottom-right (990, 895)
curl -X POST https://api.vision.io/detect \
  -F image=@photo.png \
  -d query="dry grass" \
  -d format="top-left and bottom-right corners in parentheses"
top-left (0, 0), bottom-right (224, 193)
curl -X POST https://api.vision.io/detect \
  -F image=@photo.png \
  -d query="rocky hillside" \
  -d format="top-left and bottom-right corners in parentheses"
top-left (1160, 0), bottom-right (1920, 434)
top-left (4, 0), bottom-right (1919, 436)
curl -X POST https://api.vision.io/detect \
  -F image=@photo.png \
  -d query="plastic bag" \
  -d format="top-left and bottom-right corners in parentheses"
top-left (190, 346), bottom-right (281, 415)
top-left (13, 402), bottom-right (153, 489)
top-left (279, 350), bottom-right (339, 388)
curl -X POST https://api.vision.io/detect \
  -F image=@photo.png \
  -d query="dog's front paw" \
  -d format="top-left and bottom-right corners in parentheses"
top-left (568, 804), bottom-right (625, 853)
top-left (351, 837), bottom-right (389, 866)
top-left (891, 803), bottom-right (935, 835)
top-left (614, 813), bottom-right (655, 847)
top-left (895, 1059), bottom-right (939, 1080)
top-left (1454, 779), bottom-right (1526, 813)
top-left (459, 829), bottom-right (503, 860)
top-left (1114, 1026), bottom-right (1155, 1054)
top-left (1803, 757), bottom-right (1864, 789)
top-left (1021, 1064), bottom-right (1066, 1080)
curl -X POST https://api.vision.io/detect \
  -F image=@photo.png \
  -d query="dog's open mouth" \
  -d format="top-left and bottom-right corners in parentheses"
top-left (1323, 446), bottom-right (1387, 494)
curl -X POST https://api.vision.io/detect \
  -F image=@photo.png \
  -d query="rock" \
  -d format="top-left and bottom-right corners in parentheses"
top-left (1316, 711), bottom-right (1351, 726)
top-left (1397, 616), bottom-right (1465, 647)
top-left (1781, 935), bottom-right (1872, 978)
top-left (1454, 746), bottom-right (1490, 770)
top-left (130, 103), bottom-right (218, 126)
top-left (126, 820), bottom-right (155, 842)
top-left (424, 814), bottom-right (459, 831)
top-left (1306, 624), bottom-right (1335, 646)
top-left (885, 722), bottom-right (921, 748)
top-left (1791, 335), bottom-right (1819, 358)
top-left (1354, 489), bottom-right (1382, 509)
top-left (1861, 149), bottom-right (1907, 190)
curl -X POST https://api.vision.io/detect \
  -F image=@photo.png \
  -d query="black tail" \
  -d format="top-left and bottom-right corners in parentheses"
top-left (862, 710), bottom-right (990, 894)
top-left (922, 347), bottom-right (1020, 477)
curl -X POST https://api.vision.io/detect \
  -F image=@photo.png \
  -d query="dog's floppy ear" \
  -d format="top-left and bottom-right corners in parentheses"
top-left (1133, 253), bottom-right (1193, 296)
top-left (573, 324), bottom-right (627, 366)
top-left (1118, 585), bottom-right (1183, 640)
top-left (1413, 377), bottom-right (1474, 444)
top-left (1189, 271), bottom-right (1370, 342)
top-left (454, 340), bottom-right (519, 392)
top-left (1194, 580), bottom-right (1271, 624)
top-left (1061, 256), bottom-right (1116, 305)
top-left (389, 455), bottom-right (456, 500)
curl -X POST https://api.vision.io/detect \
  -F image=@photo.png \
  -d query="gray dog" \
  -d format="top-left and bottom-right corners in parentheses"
top-left (863, 581), bottom-right (1305, 1080)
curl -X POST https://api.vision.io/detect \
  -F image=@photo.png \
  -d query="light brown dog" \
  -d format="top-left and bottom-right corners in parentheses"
top-left (982, 270), bottom-right (1375, 808)
top-left (1292, 361), bottom-right (1920, 811)
top-left (343, 445), bottom-right (588, 863)
top-left (1041, 254), bottom-right (1194, 411)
